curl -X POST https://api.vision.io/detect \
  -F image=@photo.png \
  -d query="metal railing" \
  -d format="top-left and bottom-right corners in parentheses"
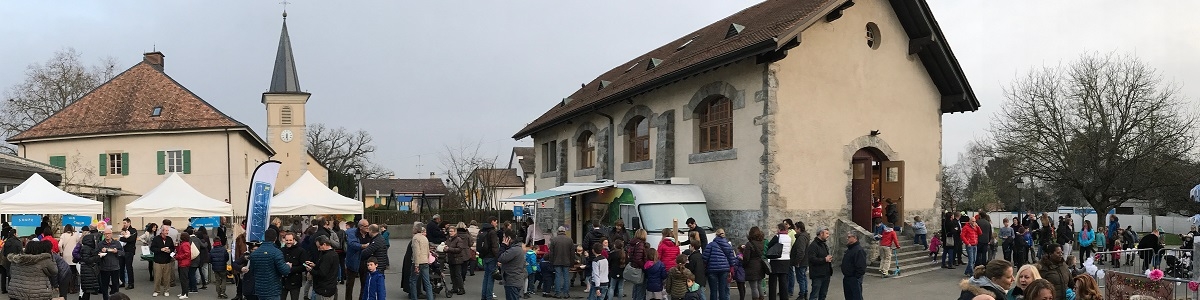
top-left (1104, 270), bottom-right (1200, 300)
top-left (1091, 248), bottom-right (1194, 277)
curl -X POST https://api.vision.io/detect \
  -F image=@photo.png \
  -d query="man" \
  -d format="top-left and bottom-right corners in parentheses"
top-left (345, 219), bottom-right (370, 300)
top-left (309, 236), bottom-right (340, 300)
top-left (361, 224), bottom-right (391, 297)
top-left (1035, 243), bottom-right (1070, 300)
top-left (805, 229), bottom-right (832, 300)
top-left (410, 223), bottom-right (433, 300)
top-left (583, 221), bottom-right (606, 260)
top-left (1138, 229), bottom-right (1163, 271)
top-left (840, 232), bottom-right (866, 300)
top-left (250, 229), bottom-right (292, 300)
top-left (280, 232), bottom-right (308, 300)
top-left (427, 215), bottom-right (447, 245)
top-left (163, 219), bottom-right (181, 287)
top-left (960, 218), bottom-right (980, 277)
top-left (98, 227), bottom-right (124, 300)
top-left (478, 217), bottom-right (501, 300)
top-left (999, 218), bottom-right (1014, 262)
top-left (549, 226), bottom-right (573, 298)
top-left (976, 213), bottom-right (993, 265)
top-left (498, 234), bottom-right (527, 300)
top-left (686, 218), bottom-right (708, 249)
top-left (151, 226), bottom-right (176, 297)
top-left (118, 218), bottom-right (138, 290)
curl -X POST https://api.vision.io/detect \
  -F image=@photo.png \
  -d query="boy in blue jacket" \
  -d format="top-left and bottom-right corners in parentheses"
top-left (364, 258), bottom-right (386, 300)
top-left (210, 240), bottom-right (231, 299)
top-left (524, 245), bottom-right (539, 298)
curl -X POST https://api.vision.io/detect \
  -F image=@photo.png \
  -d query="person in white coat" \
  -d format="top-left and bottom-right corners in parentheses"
top-left (60, 225), bottom-right (82, 266)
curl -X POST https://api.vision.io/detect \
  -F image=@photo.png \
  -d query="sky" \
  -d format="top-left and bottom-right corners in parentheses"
top-left (2, 1), bottom-right (1199, 180)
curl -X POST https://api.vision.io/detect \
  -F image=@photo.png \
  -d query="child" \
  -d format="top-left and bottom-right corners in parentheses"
top-left (681, 274), bottom-right (702, 300)
top-left (880, 225), bottom-right (900, 277)
top-left (913, 216), bottom-right (928, 250)
top-left (1066, 255), bottom-right (1082, 279)
top-left (363, 258), bottom-right (386, 300)
top-left (666, 255), bottom-right (691, 300)
top-left (571, 245), bottom-right (587, 287)
top-left (210, 240), bottom-right (230, 299)
top-left (1093, 230), bottom-right (1107, 264)
top-left (645, 249), bottom-right (667, 300)
top-left (929, 233), bottom-right (942, 262)
top-left (589, 243), bottom-right (610, 300)
top-left (1111, 239), bottom-right (1123, 267)
top-left (525, 243), bottom-right (539, 298)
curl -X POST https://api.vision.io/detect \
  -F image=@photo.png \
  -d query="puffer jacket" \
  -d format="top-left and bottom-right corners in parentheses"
top-left (627, 239), bottom-right (647, 269)
top-left (644, 260), bottom-right (667, 292)
top-left (445, 234), bottom-right (472, 265)
top-left (1037, 258), bottom-right (1071, 300)
top-left (249, 243), bottom-right (291, 298)
top-left (210, 245), bottom-right (230, 272)
top-left (702, 237), bottom-right (735, 272)
top-left (7, 253), bottom-right (58, 300)
top-left (958, 277), bottom-right (1006, 300)
top-left (361, 234), bottom-right (389, 271)
top-left (665, 265), bottom-right (692, 300)
top-left (657, 238), bottom-right (680, 270)
top-left (174, 240), bottom-right (193, 268)
top-left (78, 232), bottom-right (102, 294)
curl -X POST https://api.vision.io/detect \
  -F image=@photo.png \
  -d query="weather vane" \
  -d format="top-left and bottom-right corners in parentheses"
top-left (280, 0), bottom-right (290, 18)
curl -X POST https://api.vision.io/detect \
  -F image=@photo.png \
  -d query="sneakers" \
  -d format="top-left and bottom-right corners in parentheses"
top-left (165, 292), bottom-right (170, 297)
top-left (153, 293), bottom-right (159, 297)
top-left (179, 294), bottom-right (189, 299)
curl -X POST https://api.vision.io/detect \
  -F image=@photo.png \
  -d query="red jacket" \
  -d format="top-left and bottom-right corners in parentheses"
top-left (871, 205), bottom-right (883, 218)
top-left (881, 230), bottom-right (899, 248)
top-left (657, 238), bottom-right (680, 270)
top-left (961, 224), bottom-right (980, 246)
top-left (175, 240), bottom-right (193, 268)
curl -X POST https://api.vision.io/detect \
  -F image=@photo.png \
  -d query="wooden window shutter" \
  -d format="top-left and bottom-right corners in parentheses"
top-left (49, 156), bottom-right (66, 169)
top-left (98, 154), bottom-right (107, 176)
top-left (121, 153), bottom-right (129, 176)
top-left (157, 151), bottom-right (166, 175)
top-left (182, 150), bottom-right (192, 174)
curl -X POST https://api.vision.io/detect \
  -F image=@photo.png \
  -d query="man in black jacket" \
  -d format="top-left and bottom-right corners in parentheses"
top-left (119, 218), bottom-right (138, 289)
top-left (686, 218), bottom-right (708, 249)
top-left (427, 215), bottom-right (447, 245)
top-left (308, 236), bottom-right (340, 300)
top-left (477, 218), bottom-right (501, 300)
top-left (840, 232), bottom-right (866, 300)
top-left (806, 229), bottom-right (832, 300)
top-left (281, 232), bottom-right (309, 300)
top-left (150, 227), bottom-right (176, 297)
top-left (548, 227), bottom-right (574, 298)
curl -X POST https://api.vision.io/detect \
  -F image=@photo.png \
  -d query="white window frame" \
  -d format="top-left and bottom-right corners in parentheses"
top-left (108, 153), bottom-right (122, 176)
top-left (167, 150), bottom-right (184, 173)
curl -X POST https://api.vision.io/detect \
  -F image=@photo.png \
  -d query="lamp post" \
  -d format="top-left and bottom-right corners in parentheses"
top-left (1014, 178), bottom-right (1026, 214)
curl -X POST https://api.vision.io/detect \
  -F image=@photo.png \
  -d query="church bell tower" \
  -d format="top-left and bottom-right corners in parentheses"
top-left (263, 10), bottom-right (311, 191)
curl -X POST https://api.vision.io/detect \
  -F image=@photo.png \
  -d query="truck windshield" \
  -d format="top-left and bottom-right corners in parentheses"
top-left (639, 203), bottom-right (713, 231)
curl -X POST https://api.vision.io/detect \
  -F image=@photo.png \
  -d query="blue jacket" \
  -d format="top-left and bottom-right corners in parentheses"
top-left (363, 270), bottom-right (386, 300)
top-left (525, 250), bottom-right (538, 274)
top-left (703, 237), bottom-right (735, 272)
top-left (346, 227), bottom-right (364, 273)
top-left (1078, 229), bottom-right (1094, 247)
top-left (249, 243), bottom-right (291, 297)
top-left (645, 261), bottom-right (667, 292)
top-left (210, 245), bottom-right (230, 273)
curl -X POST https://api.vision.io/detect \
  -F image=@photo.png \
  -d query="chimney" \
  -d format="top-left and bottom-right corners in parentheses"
top-left (143, 52), bottom-right (165, 70)
top-left (388, 174), bottom-right (397, 180)
top-left (429, 172), bottom-right (436, 179)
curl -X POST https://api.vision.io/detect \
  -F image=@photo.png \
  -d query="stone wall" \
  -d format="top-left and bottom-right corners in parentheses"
top-left (710, 209), bottom-right (764, 245)
top-left (655, 110), bottom-right (675, 179)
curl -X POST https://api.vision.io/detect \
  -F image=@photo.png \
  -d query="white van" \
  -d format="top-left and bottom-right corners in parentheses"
top-left (616, 181), bottom-right (718, 254)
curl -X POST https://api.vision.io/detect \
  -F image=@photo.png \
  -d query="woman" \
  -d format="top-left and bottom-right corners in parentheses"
top-left (194, 227), bottom-right (212, 291)
top-left (1077, 220), bottom-right (1094, 267)
top-left (765, 223), bottom-right (792, 300)
top-left (610, 220), bottom-right (630, 249)
top-left (79, 226), bottom-right (103, 300)
top-left (781, 219), bottom-right (796, 297)
top-left (743, 227), bottom-right (766, 300)
top-left (609, 236), bottom-right (626, 300)
top-left (1, 226), bottom-right (23, 294)
top-left (1007, 264), bottom-right (1042, 300)
top-left (1072, 274), bottom-right (1101, 300)
top-left (657, 229), bottom-right (680, 270)
top-left (175, 232), bottom-right (194, 299)
top-left (957, 259), bottom-right (1013, 300)
top-left (445, 224), bottom-right (471, 296)
top-left (59, 225), bottom-right (80, 266)
top-left (1023, 279), bottom-right (1055, 300)
top-left (8, 240), bottom-right (57, 300)
top-left (628, 229), bottom-right (649, 300)
top-left (140, 223), bottom-right (158, 282)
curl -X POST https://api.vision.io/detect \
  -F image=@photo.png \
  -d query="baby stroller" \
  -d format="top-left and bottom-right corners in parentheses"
top-left (429, 246), bottom-right (448, 297)
top-left (1163, 253), bottom-right (1192, 279)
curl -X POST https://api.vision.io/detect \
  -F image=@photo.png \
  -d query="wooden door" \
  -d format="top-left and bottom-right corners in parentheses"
top-left (851, 159), bottom-right (874, 229)
top-left (880, 161), bottom-right (905, 225)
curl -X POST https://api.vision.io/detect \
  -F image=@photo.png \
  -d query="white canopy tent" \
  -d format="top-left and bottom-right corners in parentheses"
top-left (0, 173), bottom-right (103, 215)
top-left (270, 171), bottom-right (364, 215)
top-left (126, 173), bottom-right (233, 217)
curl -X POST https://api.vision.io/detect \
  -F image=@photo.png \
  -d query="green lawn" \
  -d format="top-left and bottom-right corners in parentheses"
top-left (1162, 233), bottom-right (1183, 246)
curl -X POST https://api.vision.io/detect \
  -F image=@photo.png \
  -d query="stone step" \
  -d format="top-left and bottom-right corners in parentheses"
top-left (870, 253), bottom-right (940, 267)
top-left (865, 259), bottom-right (942, 279)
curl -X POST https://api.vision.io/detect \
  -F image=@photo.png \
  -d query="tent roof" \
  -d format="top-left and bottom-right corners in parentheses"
top-left (126, 173), bottom-right (232, 217)
top-left (271, 171), bottom-right (363, 215)
top-left (0, 173), bottom-right (102, 215)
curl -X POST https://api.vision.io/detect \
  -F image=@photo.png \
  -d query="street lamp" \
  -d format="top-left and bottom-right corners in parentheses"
top-left (1014, 178), bottom-right (1026, 213)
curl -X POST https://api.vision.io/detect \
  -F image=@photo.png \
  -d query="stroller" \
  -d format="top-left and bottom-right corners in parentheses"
top-left (1163, 253), bottom-right (1192, 279)
top-left (429, 247), bottom-right (448, 297)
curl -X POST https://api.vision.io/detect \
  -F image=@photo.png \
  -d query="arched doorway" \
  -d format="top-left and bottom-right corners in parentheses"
top-left (850, 148), bottom-right (905, 229)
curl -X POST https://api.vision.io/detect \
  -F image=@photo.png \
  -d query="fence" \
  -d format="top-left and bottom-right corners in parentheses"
top-left (364, 209), bottom-right (515, 226)
top-left (985, 212), bottom-right (1198, 235)
top-left (1105, 270), bottom-right (1200, 300)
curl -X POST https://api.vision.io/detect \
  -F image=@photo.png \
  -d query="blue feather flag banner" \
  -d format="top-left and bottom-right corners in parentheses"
top-left (245, 160), bottom-right (282, 243)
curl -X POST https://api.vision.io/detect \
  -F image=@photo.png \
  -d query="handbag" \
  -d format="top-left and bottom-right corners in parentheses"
top-left (623, 265), bottom-right (644, 284)
top-left (765, 243), bottom-right (783, 259)
top-left (190, 243), bottom-right (200, 260)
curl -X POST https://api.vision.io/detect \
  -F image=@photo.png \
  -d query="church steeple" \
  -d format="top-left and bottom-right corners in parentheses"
top-left (268, 11), bottom-right (302, 94)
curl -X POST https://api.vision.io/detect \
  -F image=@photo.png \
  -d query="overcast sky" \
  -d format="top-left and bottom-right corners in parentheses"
top-left (3, 1), bottom-right (1198, 180)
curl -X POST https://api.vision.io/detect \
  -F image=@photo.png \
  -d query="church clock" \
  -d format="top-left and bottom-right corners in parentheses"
top-left (280, 129), bottom-right (294, 143)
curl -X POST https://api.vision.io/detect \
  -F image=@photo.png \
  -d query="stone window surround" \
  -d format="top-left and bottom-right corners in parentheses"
top-left (688, 148), bottom-right (737, 164)
top-left (574, 167), bottom-right (598, 177)
top-left (572, 122), bottom-right (600, 170)
top-left (621, 159), bottom-right (653, 172)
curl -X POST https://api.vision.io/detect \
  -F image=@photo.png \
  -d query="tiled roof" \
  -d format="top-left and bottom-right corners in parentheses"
top-left (514, 0), bottom-right (979, 139)
top-left (9, 58), bottom-right (249, 141)
top-left (511, 147), bottom-right (534, 174)
top-left (361, 178), bottom-right (449, 196)
top-left (514, 0), bottom-right (837, 139)
top-left (470, 168), bottom-right (524, 188)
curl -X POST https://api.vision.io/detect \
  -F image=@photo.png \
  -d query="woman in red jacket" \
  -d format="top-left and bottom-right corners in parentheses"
top-left (174, 232), bottom-right (194, 299)
top-left (960, 220), bottom-right (981, 277)
top-left (657, 229), bottom-right (680, 270)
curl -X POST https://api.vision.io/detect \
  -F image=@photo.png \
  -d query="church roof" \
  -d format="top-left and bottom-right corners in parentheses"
top-left (513, 0), bottom-right (980, 139)
top-left (267, 14), bottom-right (303, 94)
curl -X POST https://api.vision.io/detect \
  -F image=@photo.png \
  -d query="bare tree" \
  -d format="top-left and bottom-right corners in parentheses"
top-left (440, 140), bottom-right (501, 210)
top-left (991, 52), bottom-right (1198, 229)
top-left (1, 48), bottom-right (117, 154)
top-left (306, 123), bottom-right (388, 177)
top-left (58, 150), bottom-right (106, 195)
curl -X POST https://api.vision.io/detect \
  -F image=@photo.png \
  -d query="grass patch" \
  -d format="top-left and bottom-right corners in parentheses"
top-left (1162, 233), bottom-right (1183, 246)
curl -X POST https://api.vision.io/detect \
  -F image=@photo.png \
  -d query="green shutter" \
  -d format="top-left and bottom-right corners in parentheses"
top-left (48, 156), bottom-right (66, 169)
top-left (121, 152), bottom-right (129, 176)
top-left (98, 154), bottom-right (107, 176)
top-left (182, 150), bottom-right (191, 174)
top-left (157, 151), bottom-right (166, 175)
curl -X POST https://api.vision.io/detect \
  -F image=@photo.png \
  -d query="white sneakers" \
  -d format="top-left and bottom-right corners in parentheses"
top-left (179, 294), bottom-right (189, 299)
top-left (153, 293), bottom-right (159, 297)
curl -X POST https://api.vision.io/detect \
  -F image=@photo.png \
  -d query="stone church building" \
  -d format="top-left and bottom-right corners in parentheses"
top-left (513, 0), bottom-right (979, 241)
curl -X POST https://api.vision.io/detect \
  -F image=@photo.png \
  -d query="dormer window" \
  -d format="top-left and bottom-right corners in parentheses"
top-left (151, 106), bottom-right (163, 117)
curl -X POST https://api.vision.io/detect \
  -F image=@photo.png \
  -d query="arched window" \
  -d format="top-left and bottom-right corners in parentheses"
top-left (578, 131), bottom-right (596, 169)
top-left (697, 96), bottom-right (733, 152)
top-left (626, 116), bottom-right (650, 162)
top-left (281, 106), bottom-right (293, 125)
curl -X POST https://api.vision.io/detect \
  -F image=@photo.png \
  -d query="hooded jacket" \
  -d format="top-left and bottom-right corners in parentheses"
top-left (644, 260), bottom-right (667, 292)
top-left (7, 253), bottom-right (57, 300)
top-left (78, 232), bottom-right (102, 294)
top-left (657, 238), bottom-right (680, 270)
top-left (743, 239), bottom-right (766, 281)
top-left (477, 223), bottom-right (501, 259)
top-left (1037, 257), bottom-right (1071, 300)
top-left (665, 265), bottom-right (692, 300)
top-left (958, 277), bottom-right (1007, 300)
top-left (627, 239), bottom-right (647, 270)
top-left (702, 236), bottom-right (735, 272)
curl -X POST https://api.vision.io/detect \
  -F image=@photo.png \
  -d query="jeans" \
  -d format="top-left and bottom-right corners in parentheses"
top-left (588, 285), bottom-right (609, 300)
top-left (482, 258), bottom-right (498, 300)
top-left (410, 264), bottom-right (433, 300)
top-left (793, 266), bottom-right (808, 297)
top-left (261, 296), bottom-right (281, 300)
top-left (631, 283), bottom-right (646, 300)
top-left (707, 272), bottom-right (729, 300)
top-left (785, 267), bottom-right (795, 296)
top-left (977, 245), bottom-right (990, 267)
top-left (505, 286), bottom-right (522, 300)
top-left (841, 277), bottom-right (862, 300)
top-left (555, 266), bottom-right (570, 296)
top-left (808, 277), bottom-right (830, 300)
top-left (914, 234), bottom-right (927, 249)
top-left (941, 246), bottom-right (957, 267)
top-left (609, 276), bottom-right (623, 300)
top-left (964, 245), bottom-right (978, 276)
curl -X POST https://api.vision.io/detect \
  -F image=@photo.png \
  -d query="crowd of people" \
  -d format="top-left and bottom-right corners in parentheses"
top-left (0, 216), bottom-right (394, 300)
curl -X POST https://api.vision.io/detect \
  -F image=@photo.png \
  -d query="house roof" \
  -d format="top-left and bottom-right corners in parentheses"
top-left (510, 147), bottom-right (534, 174)
top-left (470, 168), bottom-right (524, 188)
top-left (361, 178), bottom-right (449, 196)
top-left (513, 0), bottom-right (979, 139)
top-left (7, 56), bottom-right (275, 154)
top-left (268, 14), bottom-right (304, 95)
